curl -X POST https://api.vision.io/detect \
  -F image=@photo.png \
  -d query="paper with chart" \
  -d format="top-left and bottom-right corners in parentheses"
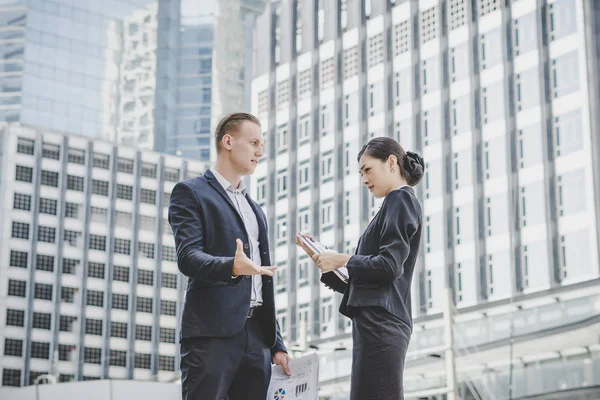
top-left (267, 353), bottom-right (319, 400)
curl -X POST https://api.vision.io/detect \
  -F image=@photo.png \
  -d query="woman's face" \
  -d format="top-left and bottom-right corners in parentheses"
top-left (358, 153), bottom-right (397, 199)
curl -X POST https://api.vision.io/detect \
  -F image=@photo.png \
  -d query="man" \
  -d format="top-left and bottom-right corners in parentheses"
top-left (169, 113), bottom-right (291, 400)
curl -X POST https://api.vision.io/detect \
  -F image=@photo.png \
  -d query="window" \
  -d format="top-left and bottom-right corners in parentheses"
top-left (298, 161), bottom-right (310, 191)
top-left (321, 199), bottom-right (334, 231)
top-left (451, 96), bottom-right (471, 135)
top-left (3, 368), bottom-right (21, 387)
top-left (480, 29), bottom-right (503, 69)
top-left (93, 153), bottom-right (110, 169)
top-left (90, 206), bottom-right (106, 223)
top-left (321, 151), bottom-right (334, 183)
top-left (34, 283), bottom-right (53, 300)
top-left (368, 33), bottom-right (384, 68)
top-left (13, 193), bottom-right (31, 211)
top-left (85, 319), bottom-right (103, 336)
top-left (276, 169), bottom-right (288, 200)
top-left (39, 198), bottom-right (57, 215)
top-left (160, 327), bottom-right (176, 343)
top-left (15, 165), bottom-right (33, 182)
top-left (6, 309), bottom-right (25, 327)
top-left (117, 158), bottom-right (134, 174)
top-left (320, 58), bottom-right (334, 89)
top-left (558, 169), bottom-right (586, 217)
top-left (298, 258), bottom-right (309, 288)
top-left (59, 315), bottom-right (77, 331)
top-left (68, 148), bottom-right (85, 164)
top-left (549, 0), bottom-right (576, 41)
top-left (141, 163), bottom-right (157, 178)
top-left (420, 6), bottom-right (438, 43)
top-left (4, 339), bottom-right (23, 357)
top-left (114, 238), bottom-right (131, 255)
top-left (84, 347), bottom-right (101, 364)
top-left (61, 287), bottom-right (76, 303)
top-left (486, 194), bottom-right (509, 237)
top-left (66, 202), bottom-right (80, 218)
top-left (113, 266), bottom-right (130, 282)
top-left (10, 250), bottom-right (27, 268)
top-left (89, 234), bottom-right (106, 251)
top-left (450, 42), bottom-right (469, 82)
top-left (481, 83), bottom-right (505, 124)
top-left (62, 259), bottom-right (79, 274)
top-left (42, 143), bottom-right (60, 160)
top-left (41, 170), bottom-right (59, 187)
top-left (298, 70), bottom-right (311, 99)
top-left (255, 177), bottom-right (266, 203)
top-left (422, 108), bottom-right (442, 146)
top-left (518, 124), bottom-right (543, 169)
top-left (162, 246), bottom-right (176, 262)
top-left (17, 137), bottom-right (34, 155)
top-left (64, 230), bottom-right (81, 247)
top-left (139, 215), bottom-right (155, 231)
top-left (276, 125), bottom-right (288, 153)
top-left (394, 70), bottom-right (411, 106)
top-left (343, 46), bottom-right (359, 78)
top-left (37, 226), bottom-right (56, 243)
top-left (135, 325), bottom-right (152, 341)
top-left (88, 262), bottom-right (105, 279)
top-left (31, 341), bottom-right (50, 359)
top-left (136, 297), bottom-right (153, 313)
top-left (67, 175), bottom-right (84, 191)
top-left (555, 110), bottom-right (583, 157)
top-left (140, 188), bottom-right (156, 204)
top-left (163, 168), bottom-right (180, 182)
top-left (86, 290), bottom-right (104, 307)
top-left (276, 215), bottom-right (287, 246)
top-left (137, 269), bottom-right (153, 285)
top-left (8, 279), bottom-right (26, 297)
top-left (159, 355), bottom-right (175, 372)
top-left (116, 184), bottom-right (133, 200)
top-left (59, 345), bottom-right (74, 361)
top-left (116, 211), bottom-right (131, 227)
top-left (36, 254), bottom-right (54, 272)
top-left (514, 12), bottom-right (537, 56)
top-left (92, 179), bottom-right (109, 196)
top-left (161, 273), bottom-right (178, 289)
top-left (551, 51), bottom-right (579, 98)
top-left (110, 350), bottom-right (126, 367)
top-left (33, 312), bottom-right (51, 330)
top-left (520, 181), bottom-right (546, 227)
top-left (134, 353), bottom-right (151, 369)
top-left (422, 57), bottom-right (440, 94)
top-left (111, 322), bottom-right (128, 338)
top-left (449, 0), bottom-right (467, 30)
top-left (112, 293), bottom-right (128, 310)
top-left (516, 68), bottom-right (540, 111)
top-left (161, 300), bottom-right (176, 316)
top-left (9, 230), bottom-right (29, 259)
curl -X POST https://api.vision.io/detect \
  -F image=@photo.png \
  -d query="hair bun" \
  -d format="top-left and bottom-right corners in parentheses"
top-left (403, 151), bottom-right (425, 186)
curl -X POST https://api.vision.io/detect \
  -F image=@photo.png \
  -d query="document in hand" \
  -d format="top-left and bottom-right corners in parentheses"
top-left (296, 234), bottom-right (348, 293)
top-left (267, 353), bottom-right (319, 400)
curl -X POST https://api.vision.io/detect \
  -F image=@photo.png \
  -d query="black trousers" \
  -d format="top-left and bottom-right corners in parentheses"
top-left (180, 317), bottom-right (271, 400)
top-left (350, 306), bottom-right (412, 400)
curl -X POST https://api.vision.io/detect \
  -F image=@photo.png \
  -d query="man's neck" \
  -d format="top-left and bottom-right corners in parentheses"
top-left (214, 160), bottom-right (242, 189)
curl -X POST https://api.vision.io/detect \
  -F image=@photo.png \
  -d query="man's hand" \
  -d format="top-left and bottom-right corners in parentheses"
top-left (312, 252), bottom-right (351, 273)
top-left (232, 239), bottom-right (277, 276)
top-left (272, 351), bottom-right (292, 376)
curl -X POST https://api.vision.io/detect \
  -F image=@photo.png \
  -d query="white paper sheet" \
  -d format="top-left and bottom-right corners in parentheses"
top-left (267, 353), bottom-right (319, 400)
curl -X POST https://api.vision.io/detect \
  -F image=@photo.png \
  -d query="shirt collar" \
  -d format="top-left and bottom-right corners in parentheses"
top-left (210, 168), bottom-right (247, 195)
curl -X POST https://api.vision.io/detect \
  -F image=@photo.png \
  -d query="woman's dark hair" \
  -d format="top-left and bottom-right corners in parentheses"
top-left (357, 137), bottom-right (425, 186)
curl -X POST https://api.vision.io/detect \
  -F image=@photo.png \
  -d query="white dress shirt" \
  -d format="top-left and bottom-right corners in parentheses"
top-left (211, 169), bottom-right (263, 307)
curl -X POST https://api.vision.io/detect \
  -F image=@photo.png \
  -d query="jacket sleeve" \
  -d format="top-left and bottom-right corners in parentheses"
top-left (168, 181), bottom-right (235, 282)
top-left (346, 190), bottom-right (420, 281)
top-left (271, 319), bottom-right (287, 356)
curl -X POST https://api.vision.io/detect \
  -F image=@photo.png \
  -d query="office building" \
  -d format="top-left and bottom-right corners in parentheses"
top-left (0, 122), bottom-right (207, 387)
top-left (0, 0), bottom-right (265, 161)
top-left (250, 0), bottom-right (600, 398)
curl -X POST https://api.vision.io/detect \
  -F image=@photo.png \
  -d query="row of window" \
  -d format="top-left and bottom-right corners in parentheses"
top-left (17, 138), bottom-right (182, 182)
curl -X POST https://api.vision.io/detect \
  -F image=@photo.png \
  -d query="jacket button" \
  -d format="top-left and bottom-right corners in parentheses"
top-left (245, 275), bottom-right (251, 279)
top-left (244, 243), bottom-right (249, 249)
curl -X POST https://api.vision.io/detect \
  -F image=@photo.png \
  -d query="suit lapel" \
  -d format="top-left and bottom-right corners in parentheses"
top-left (204, 169), bottom-right (246, 228)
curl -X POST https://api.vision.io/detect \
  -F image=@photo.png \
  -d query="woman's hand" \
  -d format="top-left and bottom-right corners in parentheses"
top-left (312, 252), bottom-right (351, 273)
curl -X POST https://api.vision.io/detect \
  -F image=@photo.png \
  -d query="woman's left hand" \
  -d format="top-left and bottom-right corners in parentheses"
top-left (312, 252), bottom-right (351, 272)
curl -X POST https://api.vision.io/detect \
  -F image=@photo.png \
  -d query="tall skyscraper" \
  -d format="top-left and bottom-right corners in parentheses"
top-left (0, 122), bottom-right (208, 387)
top-left (251, 0), bottom-right (600, 398)
top-left (0, 0), bottom-right (266, 162)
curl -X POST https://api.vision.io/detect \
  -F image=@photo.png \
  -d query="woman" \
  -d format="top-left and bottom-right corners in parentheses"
top-left (312, 137), bottom-right (424, 400)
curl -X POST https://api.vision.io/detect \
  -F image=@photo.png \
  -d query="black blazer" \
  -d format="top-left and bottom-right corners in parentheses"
top-left (339, 186), bottom-right (423, 329)
top-left (168, 169), bottom-right (286, 354)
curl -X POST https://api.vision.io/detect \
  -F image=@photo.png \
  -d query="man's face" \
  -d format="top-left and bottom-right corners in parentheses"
top-left (223, 121), bottom-right (264, 175)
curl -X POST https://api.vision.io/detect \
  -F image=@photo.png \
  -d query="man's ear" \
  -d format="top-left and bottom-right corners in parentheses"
top-left (222, 134), bottom-right (232, 151)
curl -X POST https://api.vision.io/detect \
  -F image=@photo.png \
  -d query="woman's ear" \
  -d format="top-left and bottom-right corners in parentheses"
top-left (388, 155), bottom-right (398, 170)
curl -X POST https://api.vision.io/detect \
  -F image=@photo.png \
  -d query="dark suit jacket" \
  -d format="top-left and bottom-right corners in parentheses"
top-left (339, 186), bottom-right (423, 329)
top-left (168, 169), bottom-right (286, 354)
